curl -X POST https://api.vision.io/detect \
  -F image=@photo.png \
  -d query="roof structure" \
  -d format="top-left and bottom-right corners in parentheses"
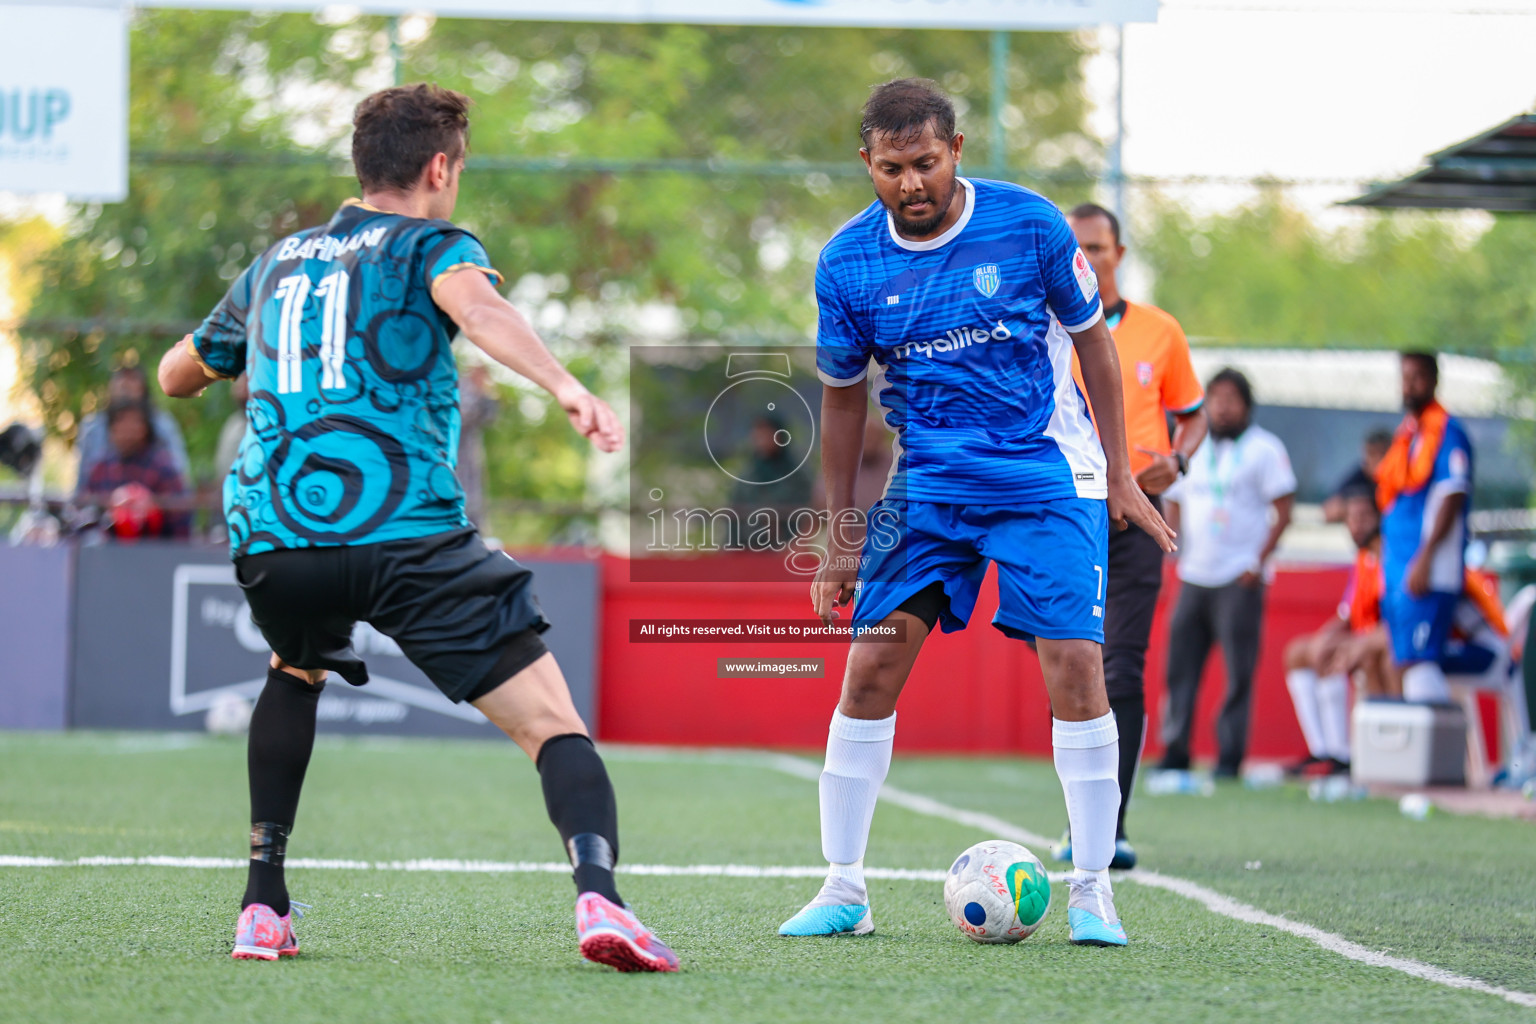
top-left (1344, 113), bottom-right (1536, 212)
top-left (1185, 348), bottom-right (1517, 417)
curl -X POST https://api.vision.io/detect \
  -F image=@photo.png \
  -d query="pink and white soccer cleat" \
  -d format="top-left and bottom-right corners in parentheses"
top-left (575, 892), bottom-right (679, 973)
top-left (231, 902), bottom-right (304, 960)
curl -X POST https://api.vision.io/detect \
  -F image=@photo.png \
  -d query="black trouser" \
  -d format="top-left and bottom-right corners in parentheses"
top-left (1103, 496), bottom-right (1167, 703)
top-left (1101, 497), bottom-right (1166, 839)
top-left (1159, 578), bottom-right (1266, 774)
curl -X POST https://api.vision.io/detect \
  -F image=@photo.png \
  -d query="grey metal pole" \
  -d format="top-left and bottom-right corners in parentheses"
top-left (1110, 23), bottom-right (1126, 237)
top-left (990, 30), bottom-right (1009, 179)
top-left (390, 15), bottom-right (403, 86)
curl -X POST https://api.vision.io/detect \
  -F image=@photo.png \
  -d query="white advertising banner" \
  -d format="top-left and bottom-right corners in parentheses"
top-left (0, 4), bottom-right (127, 200)
top-left (132, 0), bottom-right (1159, 29)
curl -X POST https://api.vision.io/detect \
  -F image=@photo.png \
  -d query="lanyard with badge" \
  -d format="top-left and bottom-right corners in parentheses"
top-left (1203, 434), bottom-right (1244, 535)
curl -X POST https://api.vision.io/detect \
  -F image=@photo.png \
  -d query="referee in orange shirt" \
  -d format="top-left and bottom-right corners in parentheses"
top-left (1062, 203), bottom-right (1208, 869)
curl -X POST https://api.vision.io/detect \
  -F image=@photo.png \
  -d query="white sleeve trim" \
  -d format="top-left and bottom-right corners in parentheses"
top-left (818, 366), bottom-right (869, 387)
top-left (1056, 303), bottom-right (1105, 334)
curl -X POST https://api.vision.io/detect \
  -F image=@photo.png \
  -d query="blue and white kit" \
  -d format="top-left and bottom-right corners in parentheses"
top-left (816, 176), bottom-right (1109, 642)
top-left (1381, 417), bottom-right (1473, 666)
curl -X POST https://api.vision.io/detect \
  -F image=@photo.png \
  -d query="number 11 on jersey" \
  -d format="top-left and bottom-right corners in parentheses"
top-left (274, 269), bottom-right (351, 395)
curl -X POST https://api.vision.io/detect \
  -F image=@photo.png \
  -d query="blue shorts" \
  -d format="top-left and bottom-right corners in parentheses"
top-left (851, 497), bottom-right (1108, 644)
top-left (1439, 635), bottom-right (1499, 677)
top-left (1382, 588), bottom-right (1457, 666)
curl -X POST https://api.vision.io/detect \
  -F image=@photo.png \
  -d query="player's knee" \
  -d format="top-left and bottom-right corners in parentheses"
top-left (839, 649), bottom-right (905, 717)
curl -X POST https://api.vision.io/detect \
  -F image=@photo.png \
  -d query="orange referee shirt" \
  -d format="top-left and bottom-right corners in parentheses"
top-left (1072, 300), bottom-right (1205, 477)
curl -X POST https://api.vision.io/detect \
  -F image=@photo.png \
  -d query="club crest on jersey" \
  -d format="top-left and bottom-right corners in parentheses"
top-left (1137, 361), bottom-right (1153, 387)
top-left (972, 264), bottom-right (1001, 298)
top-left (1072, 247), bottom-right (1098, 301)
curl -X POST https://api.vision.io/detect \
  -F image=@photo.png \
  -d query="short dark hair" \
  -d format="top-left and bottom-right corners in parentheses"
top-left (1207, 367), bottom-right (1254, 411)
top-left (1364, 428), bottom-right (1394, 451)
top-left (1340, 482), bottom-right (1379, 508)
top-left (860, 78), bottom-right (956, 149)
top-left (352, 83), bottom-right (472, 194)
top-left (1068, 202), bottom-right (1121, 246)
top-left (1401, 350), bottom-right (1440, 386)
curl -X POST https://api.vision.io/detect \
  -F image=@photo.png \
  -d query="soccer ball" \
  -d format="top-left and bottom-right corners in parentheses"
top-left (205, 693), bottom-right (254, 735)
top-left (943, 840), bottom-right (1052, 944)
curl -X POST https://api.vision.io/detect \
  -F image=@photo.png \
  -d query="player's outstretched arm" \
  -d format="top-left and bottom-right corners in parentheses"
top-left (812, 382), bottom-right (867, 624)
top-left (1071, 318), bottom-right (1177, 553)
top-left (158, 335), bottom-right (221, 399)
top-left (435, 268), bottom-right (623, 454)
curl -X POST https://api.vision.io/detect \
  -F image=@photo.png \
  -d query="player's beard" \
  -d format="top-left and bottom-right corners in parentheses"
top-left (1209, 415), bottom-right (1250, 441)
top-left (885, 175), bottom-right (957, 238)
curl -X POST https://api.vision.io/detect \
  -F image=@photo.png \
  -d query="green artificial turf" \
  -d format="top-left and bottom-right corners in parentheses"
top-left (0, 732), bottom-right (1532, 1024)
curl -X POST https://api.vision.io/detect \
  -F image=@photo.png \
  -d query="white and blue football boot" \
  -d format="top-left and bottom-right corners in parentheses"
top-left (1067, 875), bottom-right (1128, 947)
top-left (778, 877), bottom-right (874, 937)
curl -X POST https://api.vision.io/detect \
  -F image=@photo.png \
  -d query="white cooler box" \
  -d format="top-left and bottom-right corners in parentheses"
top-left (1351, 700), bottom-right (1467, 787)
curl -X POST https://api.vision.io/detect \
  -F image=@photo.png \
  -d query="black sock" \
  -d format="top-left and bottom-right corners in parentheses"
top-left (1109, 694), bottom-right (1146, 842)
top-left (242, 666), bottom-right (322, 917)
top-left (537, 733), bottom-right (622, 905)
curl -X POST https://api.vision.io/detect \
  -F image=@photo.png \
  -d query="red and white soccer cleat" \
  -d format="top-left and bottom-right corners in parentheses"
top-left (231, 902), bottom-right (303, 960)
top-left (575, 892), bottom-right (679, 973)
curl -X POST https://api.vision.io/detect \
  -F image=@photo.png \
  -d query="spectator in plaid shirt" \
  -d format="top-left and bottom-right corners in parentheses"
top-left (79, 399), bottom-right (190, 540)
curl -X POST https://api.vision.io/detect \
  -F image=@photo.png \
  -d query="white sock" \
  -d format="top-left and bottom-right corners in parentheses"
top-left (818, 710), bottom-right (896, 894)
top-left (1316, 673), bottom-right (1351, 762)
top-left (1053, 713), bottom-right (1120, 874)
top-left (1074, 867), bottom-right (1112, 888)
top-left (1286, 668), bottom-right (1327, 758)
top-left (1402, 662), bottom-right (1450, 704)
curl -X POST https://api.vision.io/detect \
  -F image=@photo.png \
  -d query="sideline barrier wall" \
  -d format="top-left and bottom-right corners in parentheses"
top-left (8, 543), bottom-right (1481, 762)
top-left (600, 555), bottom-right (1352, 762)
top-left (0, 544), bottom-right (73, 730)
top-left (0, 543), bottom-right (598, 737)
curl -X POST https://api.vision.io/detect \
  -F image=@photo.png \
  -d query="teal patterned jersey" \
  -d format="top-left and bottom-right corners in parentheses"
top-left (191, 200), bottom-right (502, 558)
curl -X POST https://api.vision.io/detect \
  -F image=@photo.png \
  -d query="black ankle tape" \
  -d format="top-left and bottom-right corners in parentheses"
top-left (250, 821), bottom-right (290, 865)
top-left (566, 833), bottom-right (615, 871)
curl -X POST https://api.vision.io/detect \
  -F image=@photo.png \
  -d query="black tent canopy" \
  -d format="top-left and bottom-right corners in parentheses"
top-left (1344, 113), bottom-right (1536, 212)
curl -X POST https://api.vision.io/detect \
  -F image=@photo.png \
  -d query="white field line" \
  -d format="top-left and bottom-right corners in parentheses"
top-left (0, 853), bottom-right (967, 883)
top-left (760, 752), bottom-right (1536, 1010)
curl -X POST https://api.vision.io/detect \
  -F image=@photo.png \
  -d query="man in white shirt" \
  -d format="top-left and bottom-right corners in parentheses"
top-left (1157, 368), bottom-right (1296, 777)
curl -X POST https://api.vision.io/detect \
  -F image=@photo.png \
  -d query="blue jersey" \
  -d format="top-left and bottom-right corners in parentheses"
top-left (191, 200), bottom-right (502, 559)
top-left (1381, 414), bottom-right (1473, 594)
top-left (815, 177), bottom-right (1106, 505)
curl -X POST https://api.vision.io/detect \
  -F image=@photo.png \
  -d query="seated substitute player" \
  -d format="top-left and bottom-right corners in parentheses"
top-left (1284, 486), bottom-right (1390, 776)
top-left (779, 79), bottom-right (1173, 948)
top-left (1287, 487), bottom-right (1512, 772)
top-left (157, 84), bottom-right (677, 973)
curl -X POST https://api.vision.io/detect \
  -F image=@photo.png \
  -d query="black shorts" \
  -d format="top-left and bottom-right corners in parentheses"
top-left (235, 528), bottom-right (549, 703)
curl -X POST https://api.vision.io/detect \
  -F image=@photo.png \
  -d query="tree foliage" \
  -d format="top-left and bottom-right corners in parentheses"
top-left (1141, 188), bottom-right (1536, 375)
top-left (13, 9), bottom-right (1098, 508)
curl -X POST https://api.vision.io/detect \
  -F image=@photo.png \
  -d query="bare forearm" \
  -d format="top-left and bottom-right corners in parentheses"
top-left (1071, 321), bottom-right (1132, 479)
top-left (1170, 408), bottom-right (1207, 459)
top-left (459, 302), bottom-right (579, 398)
top-left (820, 385), bottom-right (867, 515)
top-left (1420, 492), bottom-right (1465, 556)
top-left (1260, 495), bottom-right (1294, 565)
